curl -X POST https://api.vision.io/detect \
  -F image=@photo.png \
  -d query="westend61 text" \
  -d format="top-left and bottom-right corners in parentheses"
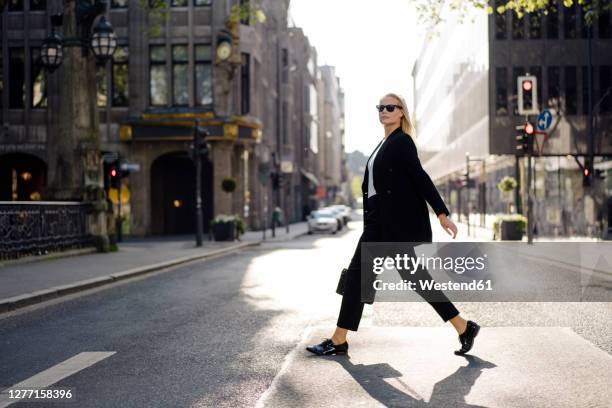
top-left (373, 279), bottom-right (493, 291)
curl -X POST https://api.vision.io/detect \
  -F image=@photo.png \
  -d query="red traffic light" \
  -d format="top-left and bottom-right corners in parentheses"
top-left (584, 168), bottom-right (589, 177)
top-left (524, 122), bottom-right (535, 135)
top-left (522, 80), bottom-right (533, 91)
top-left (111, 168), bottom-right (117, 177)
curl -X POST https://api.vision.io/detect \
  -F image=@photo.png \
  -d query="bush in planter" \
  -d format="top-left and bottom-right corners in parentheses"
top-left (210, 214), bottom-right (245, 241)
top-left (221, 177), bottom-right (237, 193)
top-left (493, 214), bottom-right (527, 240)
top-left (497, 176), bottom-right (517, 213)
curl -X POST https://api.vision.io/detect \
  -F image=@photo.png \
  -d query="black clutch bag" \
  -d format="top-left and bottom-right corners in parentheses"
top-left (336, 267), bottom-right (348, 295)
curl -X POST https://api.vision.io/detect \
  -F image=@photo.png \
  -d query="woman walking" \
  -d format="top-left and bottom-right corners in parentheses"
top-left (306, 93), bottom-right (480, 356)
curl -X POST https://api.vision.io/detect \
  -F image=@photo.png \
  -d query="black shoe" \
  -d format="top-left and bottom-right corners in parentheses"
top-left (306, 338), bottom-right (348, 356)
top-left (454, 320), bottom-right (480, 355)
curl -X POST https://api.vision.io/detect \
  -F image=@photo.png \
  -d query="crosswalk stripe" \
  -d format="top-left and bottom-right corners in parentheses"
top-left (0, 351), bottom-right (116, 407)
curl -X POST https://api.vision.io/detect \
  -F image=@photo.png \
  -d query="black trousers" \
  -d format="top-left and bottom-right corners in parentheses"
top-left (337, 195), bottom-right (460, 331)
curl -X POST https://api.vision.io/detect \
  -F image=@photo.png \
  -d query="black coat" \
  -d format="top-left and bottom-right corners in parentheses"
top-left (361, 126), bottom-right (450, 242)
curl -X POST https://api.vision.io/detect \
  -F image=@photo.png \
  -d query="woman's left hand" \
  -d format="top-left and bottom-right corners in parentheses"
top-left (438, 214), bottom-right (457, 239)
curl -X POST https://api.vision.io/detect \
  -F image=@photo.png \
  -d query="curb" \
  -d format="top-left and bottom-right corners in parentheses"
top-left (0, 241), bottom-right (260, 315)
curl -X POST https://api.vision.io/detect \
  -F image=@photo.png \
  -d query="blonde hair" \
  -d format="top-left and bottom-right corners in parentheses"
top-left (382, 92), bottom-right (415, 137)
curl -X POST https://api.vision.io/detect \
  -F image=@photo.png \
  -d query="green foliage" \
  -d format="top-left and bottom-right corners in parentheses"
top-left (497, 176), bottom-right (518, 193)
top-left (221, 177), bottom-right (237, 193)
top-left (412, 0), bottom-right (611, 38)
top-left (138, 0), bottom-right (169, 38)
top-left (350, 175), bottom-right (363, 199)
top-left (492, 214), bottom-right (527, 233)
top-left (229, 1), bottom-right (267, 25)
top-left (210, 214), bottom-right (245, 236)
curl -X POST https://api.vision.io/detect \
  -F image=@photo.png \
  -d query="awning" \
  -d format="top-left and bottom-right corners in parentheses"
top-left (300, 169), bottom-right (319, 186)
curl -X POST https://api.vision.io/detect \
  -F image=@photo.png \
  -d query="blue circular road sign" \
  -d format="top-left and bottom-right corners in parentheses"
top-left (537, 109), bottom-right (553, 131)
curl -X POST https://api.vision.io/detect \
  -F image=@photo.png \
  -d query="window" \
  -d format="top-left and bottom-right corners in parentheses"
top-left (564, 66), bottom-right (577, 114)
top-left (30, 48), bottom-right (47, 108)
top-left (149, 45), bottom-right (167, 106)
top-left (194, 0), bottom-right (212, 6)
top-left (512, 66), bottom-right (526, 115)
top-left (111, 0), bottom-right (128, 8)
top-left (563, 3), bottom-right (577, 39)
top-left (600, 66), bottom-right (611, 114)
top-left (0, 55), bottom-right (3, 116)
top-left (547, 66), bottom-right (561, 108)
top-left (281, 48), bottom-right (288, 83)
top-left (9, 48), bottom-right (25, 109)
top-left (241, 53), bottom-right (250, 115)
top-left (8, 0), bottom-right (23, 11)
top-left (30, 0), bottom-right (46, 11)
top-left (172, 45), bottom-right (188, 106)
top-left (512, 13), bottom-right (525, 39)
top-left (546, 0), bottom-right (559, 38)
top-left (96, 62), bottom-right (108, 108)
top-left (599, 7), bottom-right (611, 38)
top-left (581, 65), bottom-right (593, 115)
top-left (495, 0), bottom-right (506, 39)
top-left (282, 101), bottom-right (288, 144)
top-left (495, 67), bottom-right (508, 116)
top-left (171, 0), bottom-right (187, 7)
top-left (528, 12), bottom-right (542, 39)
top-left (112, 46), bottom-right (129, 107)
top-left (194, 45), bottom-right (212, 106)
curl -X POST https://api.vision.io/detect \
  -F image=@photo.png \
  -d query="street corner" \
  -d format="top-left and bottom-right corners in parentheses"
top-left (258, 326), bottom-right (612, 408)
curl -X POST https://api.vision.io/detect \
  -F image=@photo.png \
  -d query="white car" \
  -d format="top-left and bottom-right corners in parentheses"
top-left (307, 210), bottom-right (339, 234)
top-left (321, 206), bottom-right (345, 229)
top-left (330, 205), bottom-right (351, 224)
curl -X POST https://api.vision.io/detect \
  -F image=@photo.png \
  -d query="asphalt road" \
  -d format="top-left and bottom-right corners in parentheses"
top-left (1, 217), bottom-right (610, 407)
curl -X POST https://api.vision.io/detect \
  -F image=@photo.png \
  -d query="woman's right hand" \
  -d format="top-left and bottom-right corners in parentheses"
top-left (438, 214), bottom-right (457, 239)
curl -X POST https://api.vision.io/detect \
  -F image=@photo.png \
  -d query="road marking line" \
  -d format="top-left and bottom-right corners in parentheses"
top-left (0, 351), bottom-right (116, 407)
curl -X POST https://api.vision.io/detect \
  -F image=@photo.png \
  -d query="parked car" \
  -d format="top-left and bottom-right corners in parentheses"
top-left (330, 205), bottom-right (351, 225)
top-left (322, 206), bottom-right (346, 229)
top-left (321, 207), bottom-right (344, 230)
top-left (307, 210), bottom-right (339, 234)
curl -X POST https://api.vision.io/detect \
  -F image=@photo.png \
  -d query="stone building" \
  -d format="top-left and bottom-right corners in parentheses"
top-left (0, 0), bottom-right (347, 237)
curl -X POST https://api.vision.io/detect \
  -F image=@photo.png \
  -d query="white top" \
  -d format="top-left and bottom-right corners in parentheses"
top-left (366, 137), bottom-right (387, 198)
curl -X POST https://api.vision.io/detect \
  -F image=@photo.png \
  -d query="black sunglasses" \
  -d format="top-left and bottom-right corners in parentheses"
top-left (376, 104), bottom-right (403, 113)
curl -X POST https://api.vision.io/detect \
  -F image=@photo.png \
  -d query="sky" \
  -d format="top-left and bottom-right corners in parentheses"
top-left (288, 0), bottom-right (427, 156)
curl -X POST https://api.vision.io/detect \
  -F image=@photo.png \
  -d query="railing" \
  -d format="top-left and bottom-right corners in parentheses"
top-left (0, 201), bottom-right (94, 260)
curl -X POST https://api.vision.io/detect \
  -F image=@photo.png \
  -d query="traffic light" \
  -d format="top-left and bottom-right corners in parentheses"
top-left (515, 122), bottom-right (534, 155)
top-left (518, 75), bottom-right (538, 115)
top-left (583, 166), bottom-right (591, 187)
top-left (190, 124), bottom-right (210, 159)
top-left (109, 164), bottom-right (120, 189)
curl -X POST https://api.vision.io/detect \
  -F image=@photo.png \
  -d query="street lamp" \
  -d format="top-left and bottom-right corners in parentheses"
top-left (90, 16), bottom-right (118, 61)
top-left (41, 0), bottom-right (117, 72)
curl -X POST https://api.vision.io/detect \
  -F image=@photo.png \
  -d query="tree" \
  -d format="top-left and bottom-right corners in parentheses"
top-left (409, 0), bottom-right (611, 37)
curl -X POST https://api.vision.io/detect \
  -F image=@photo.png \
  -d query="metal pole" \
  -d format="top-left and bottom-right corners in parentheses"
top-left (466, 153), bottom-right (470, 237)
top-left (116, 154), bottom-right (122, 243)
top-left (195, 119), bottom-right (203, 247)
top-left (527, 149), bottom-right (533, 244)
top-left (587, 21), bottom-right (594, 183)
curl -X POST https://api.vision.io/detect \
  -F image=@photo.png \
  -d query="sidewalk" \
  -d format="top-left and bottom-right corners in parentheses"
top-left (0, 221), bottom-right (310, 313)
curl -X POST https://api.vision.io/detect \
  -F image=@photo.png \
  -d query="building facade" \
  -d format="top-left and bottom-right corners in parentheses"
top-left (412, 1), bottom-right (612, 237)
top-left (0, 0), bottom-right (347, 238)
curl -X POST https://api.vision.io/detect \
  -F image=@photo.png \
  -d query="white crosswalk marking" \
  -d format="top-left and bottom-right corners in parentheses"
top-left (0, 351), bottom-right (116, 407)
